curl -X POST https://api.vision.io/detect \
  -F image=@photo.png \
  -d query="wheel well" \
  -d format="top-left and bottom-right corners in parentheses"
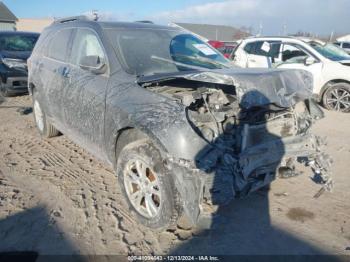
top-left (114, 127), bottom-right (169, 167)
top-left (320, 79), bottom-right (350, 100)
top-left (114, 127), bottom-right (148, 165)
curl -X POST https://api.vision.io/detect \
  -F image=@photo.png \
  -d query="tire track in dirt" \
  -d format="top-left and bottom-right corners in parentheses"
top-left (0, 132), bottom-right (166, 254)
top-left (0, 96), bottom-right (189, 254)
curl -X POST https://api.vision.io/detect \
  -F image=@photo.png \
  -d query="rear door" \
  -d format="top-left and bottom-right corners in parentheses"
top-left (62, 28), bottom-right (109, 156)
top-left (41, 28), bottom-right (74, 129)
top-left (246, 41), bottom-right (282, 68)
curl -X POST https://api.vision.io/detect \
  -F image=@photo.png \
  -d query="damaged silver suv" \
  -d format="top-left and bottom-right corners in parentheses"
top-left (28, 16), bottom-right (333, 229)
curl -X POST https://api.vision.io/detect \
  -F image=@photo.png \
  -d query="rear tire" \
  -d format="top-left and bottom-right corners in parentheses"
top-left (117, 139), bottom-right (181, 230)
top-left (32, 91), bottom-right (60, 138)
top-left (322, 83), bottom-right (350, 113)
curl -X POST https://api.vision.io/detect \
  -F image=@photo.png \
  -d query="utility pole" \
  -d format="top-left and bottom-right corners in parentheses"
top-left (283, 22), bottom-right (287, 36)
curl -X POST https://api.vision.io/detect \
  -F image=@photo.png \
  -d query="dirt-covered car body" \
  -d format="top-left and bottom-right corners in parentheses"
top-left (28, 17), bottom-right (332, 228)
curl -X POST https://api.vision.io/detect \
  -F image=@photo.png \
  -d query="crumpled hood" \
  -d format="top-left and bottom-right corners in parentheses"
top-left (139, 67), bottom-right (313, 109)
top-left (183, 68), bottom-right (314, 109)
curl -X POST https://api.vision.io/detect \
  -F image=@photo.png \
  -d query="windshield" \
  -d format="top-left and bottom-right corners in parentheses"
top-left (106, 28), bottom-right (232, 76)
top-left (0, 34), bottom-right (39, 52)
top-left (309, 42), bottom-right (350, 61)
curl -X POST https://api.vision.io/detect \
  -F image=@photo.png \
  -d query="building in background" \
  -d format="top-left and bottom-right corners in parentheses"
top-left (171, 22), bottom-right (250, 42)
top-left (0, 1), bottom-right (17, 31)
top-left (17, 18), bottom-right (54, 32)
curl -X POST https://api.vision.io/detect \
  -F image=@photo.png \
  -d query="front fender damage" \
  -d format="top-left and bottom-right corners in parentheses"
top-left (140, 69), bottom-right (333, 227)
top-left (167, 133), bottom-right (333, 226)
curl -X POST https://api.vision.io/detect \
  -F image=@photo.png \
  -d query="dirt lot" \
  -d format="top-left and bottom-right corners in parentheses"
top-left (0, 95), bottom-right (349, 256)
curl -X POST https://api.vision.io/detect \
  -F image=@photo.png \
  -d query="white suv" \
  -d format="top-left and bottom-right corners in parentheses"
top-left (232, 37), bottom-right (350, 112)
top-left (334, 41), bottom-right (350, 54)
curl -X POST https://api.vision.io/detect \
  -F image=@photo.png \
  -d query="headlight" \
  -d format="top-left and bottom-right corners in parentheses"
top-left (1, 58), bottom-right (27, 69)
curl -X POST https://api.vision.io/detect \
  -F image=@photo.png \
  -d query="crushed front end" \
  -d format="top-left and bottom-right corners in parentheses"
top-left (141, 69), bottom-right (333, 225)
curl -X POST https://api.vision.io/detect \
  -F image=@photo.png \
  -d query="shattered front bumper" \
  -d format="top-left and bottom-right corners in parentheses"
top-left (167, 133), bottom-right (333, 226)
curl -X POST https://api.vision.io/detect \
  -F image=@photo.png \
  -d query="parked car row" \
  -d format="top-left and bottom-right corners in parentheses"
top-left (23, 16), bottom-right (333, 229)
top-left (229, 37), bottom-right (350, 113)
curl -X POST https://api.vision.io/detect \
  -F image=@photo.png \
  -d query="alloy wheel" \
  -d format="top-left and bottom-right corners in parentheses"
top-left (326, 87), bottom-right (350, 112)
top-left (123, 159), bottom-right (162, 218)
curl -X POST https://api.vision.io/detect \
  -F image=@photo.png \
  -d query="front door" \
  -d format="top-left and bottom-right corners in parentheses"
top-left (276, 43), bottom-right (323, 92)
top-left (62, 28), bottom-right (109, 157)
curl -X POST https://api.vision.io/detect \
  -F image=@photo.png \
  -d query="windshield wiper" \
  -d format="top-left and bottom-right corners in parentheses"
top-left (172, 54), bottom-right (231, 69)
top-left (150, 55), bottom-right (206, 71)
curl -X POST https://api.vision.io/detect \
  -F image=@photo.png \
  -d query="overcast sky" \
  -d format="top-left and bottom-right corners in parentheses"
top-left (4, 0), bottom-right (350, 36)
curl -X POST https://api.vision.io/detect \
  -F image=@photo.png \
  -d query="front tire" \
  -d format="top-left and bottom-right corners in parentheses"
top-left (117, 139), bottom-right (181, 230)
top-left (322, 83), bottom-right (350, 113)
top-left (32, 91), bottom-right (60, 138)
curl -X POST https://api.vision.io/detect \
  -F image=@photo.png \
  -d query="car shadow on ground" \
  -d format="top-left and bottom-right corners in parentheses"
top-left (172, 91), bottom-right (339, 260)
top-left (0, 206), bottom-right (84, 261)
top-left (172, 192), bottom-right (329, 256)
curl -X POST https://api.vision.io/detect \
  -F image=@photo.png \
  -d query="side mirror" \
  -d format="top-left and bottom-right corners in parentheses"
top-left (79, 55), bottom-right (106, 74)
top-left (304, 56), bottom-right (317, 66)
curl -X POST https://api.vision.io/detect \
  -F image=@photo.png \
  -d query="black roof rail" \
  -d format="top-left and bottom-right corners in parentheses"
top-left (53, 15), bottom-right (90, 24)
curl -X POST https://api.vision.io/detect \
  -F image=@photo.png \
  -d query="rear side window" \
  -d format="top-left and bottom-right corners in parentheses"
top-left (48, 29), bottom-right (73, 61)
top-left (343, 43), bottom-right (350, 48)
top-left (70, 29), bottom-right (105, 65)
top-left (254, 41), bottom-right (268, 56)
top-left (244, 41), bottom-right (281, 58)
top-left (243, 42), bottom-right (256, 54)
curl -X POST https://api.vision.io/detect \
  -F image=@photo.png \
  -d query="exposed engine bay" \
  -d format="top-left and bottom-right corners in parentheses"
top-left (145, 78), bottom-right (333, 215)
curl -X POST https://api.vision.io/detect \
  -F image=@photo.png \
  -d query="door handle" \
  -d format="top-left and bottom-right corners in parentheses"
top-left (61, 67), bottom-right (71, 78)
top-left (54, 66), bottom-right (71, 78)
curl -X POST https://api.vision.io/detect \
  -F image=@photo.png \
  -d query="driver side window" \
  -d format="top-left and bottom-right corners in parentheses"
top-left (281, 43), bottom-right (308, 63)
top-left (70, 29), bottom-right (105, 66)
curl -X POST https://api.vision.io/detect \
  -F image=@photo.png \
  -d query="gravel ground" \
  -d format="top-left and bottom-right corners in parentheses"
top-left (0, 95), bottom-right (349, 256)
